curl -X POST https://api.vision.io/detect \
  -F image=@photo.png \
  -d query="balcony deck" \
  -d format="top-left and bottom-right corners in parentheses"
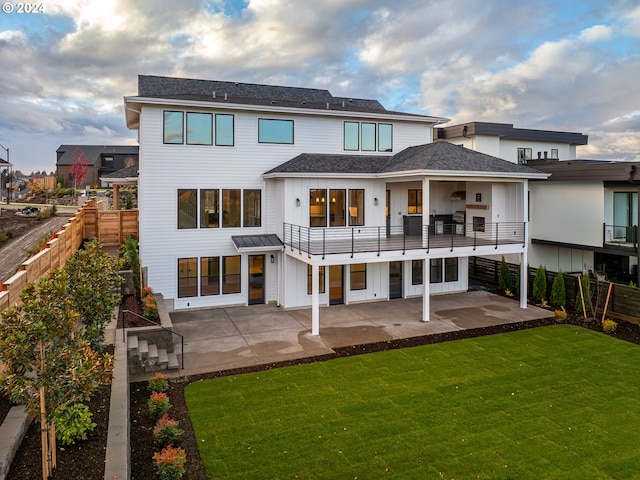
top-left (284, 223), bottom-right (525, 258)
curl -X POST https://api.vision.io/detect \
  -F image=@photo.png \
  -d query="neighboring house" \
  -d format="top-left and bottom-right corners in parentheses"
top-left (56, 145), bottom-right (139, 188)
top-left (527, 159), bottom-right (640, 284)
top-left (124, 75), bottom-right (547, 333)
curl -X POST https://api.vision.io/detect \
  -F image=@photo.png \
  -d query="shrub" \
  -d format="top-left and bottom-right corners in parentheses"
top-left (153, 445), bottom-right (186, 480)
top-left (148, 391), bottom-right (171, 420)
top-left (550, 272), bottom-right (566, 308)
top-left (498, 256), bottom-right (512, 293)
top-left (575, 273), bottom-right (593, 315)
top-left (602, 318), bottom-right (618, 333)
top-left (149, 372), bottom-right (169, 393)
top-left (153, 413), bottom-right (184, 446)
top-left (554, 306), bottom-right (568, 323)
top-left (122, 236), bottom-right (141, 299)
top-left (532, 265), bottom-right (547, 303)
top-left (630, 280), bottom-right (637, 288)
top-left (55, 403), bottom-right (97, 445)
top-left (142, 286), bottom-right (159, 319)
top-left (0, 229), bottom-right (13, 243)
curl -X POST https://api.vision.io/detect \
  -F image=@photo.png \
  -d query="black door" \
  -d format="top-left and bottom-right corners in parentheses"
top-left (329, 265), bottom-right (344, 305)
top-left (389, 261), bottom-right (403, 299)
top-left (248, 255), bottom-right (264, 305)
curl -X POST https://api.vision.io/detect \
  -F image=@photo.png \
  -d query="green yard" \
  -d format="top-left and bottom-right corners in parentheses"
top-left (186, 325), bottom-right (640, 479)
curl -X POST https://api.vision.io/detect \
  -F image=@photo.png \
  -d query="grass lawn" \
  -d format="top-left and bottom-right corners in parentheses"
top-left (185, 325), bottom-right (640, 479)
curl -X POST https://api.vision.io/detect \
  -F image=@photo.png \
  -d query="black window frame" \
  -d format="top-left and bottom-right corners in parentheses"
top-left (215, 113), bottom-right (235, 146)
top-left (163, 111), bottom-right (184, 144)
top-left (258, 118), bottom-right (294, 144)
top-left (186, 112), bottom-right (213, 145)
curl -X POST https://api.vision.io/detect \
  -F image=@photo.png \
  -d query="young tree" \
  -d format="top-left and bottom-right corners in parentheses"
top-left (0, 269), bottom-right (113, 479)
top-left (532, 265), bottom-right (547, 303)
top-left (550, 271), bottom-right (566, 308)
top-left (575, 272), bottom-right (594, 317)
top-left (498, 256), bottom-right (512, 293)
top-left (70, 147), bottom-right (90, 194)
top-left (64, 239), bottom-right (124, 351)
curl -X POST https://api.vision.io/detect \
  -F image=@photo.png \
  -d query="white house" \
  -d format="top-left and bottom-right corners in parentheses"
top-left (124, 75), bottom-right (547, 333)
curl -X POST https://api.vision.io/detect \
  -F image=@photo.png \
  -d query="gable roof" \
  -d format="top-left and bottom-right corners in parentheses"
top-left (56, 145), bottom-right (139, 166)
top-left (127, 75), bottom-right (448, 122)
top-left (0, 158), bottom-right (11, 168)
top-left (436, 122), bottom-right (588, 146)
top-left (265, 142), bottom-right (547, 179)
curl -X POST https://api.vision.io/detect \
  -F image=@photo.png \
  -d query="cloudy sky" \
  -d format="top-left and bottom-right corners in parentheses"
top-left (0, 0), bottom-right (639, 174)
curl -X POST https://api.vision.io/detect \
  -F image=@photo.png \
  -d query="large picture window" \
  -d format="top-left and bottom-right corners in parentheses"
top-left (200, 257), bottom-right (220, 296)
top-left (243, 190), bottom-right (261, 227)
top-left (408, 189), bottom-right (422, 214)
top-left (348, 189), bottom-right (364, 226)
top-left (200, 189), bottom-right (219, 228)
top-left (222, 189), bottom-right (241, 227)
top-left (178, 258), bottom-right (197, 297)
top-left (178, 189), bottom-right (197, 229)
top-left (258, 119), bottom-right (294, 144)
top-left (307, 265), bottom-right (326, 294)
top-left (164, 111), bottom-right (184, 144)
top-left (350, 263), bottom-right (367, 290)
top-left (344, 121), bottom-right (392, 152)
top-left (215, 114), bottom-right (234, 146)
top-left (186, 112), bottom-right (212, 145)
top-left (310, 189), bottom-right (327, 227)
top-left (329, 189), bottom-right (346, 227)
top-left (517, 147), bottom-right (532, 164)
top-left (223, 256), bottom-right (241, 294)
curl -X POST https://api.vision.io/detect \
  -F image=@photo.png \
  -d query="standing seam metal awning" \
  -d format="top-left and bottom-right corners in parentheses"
top-left (231, 234), bottom-right (284, 253)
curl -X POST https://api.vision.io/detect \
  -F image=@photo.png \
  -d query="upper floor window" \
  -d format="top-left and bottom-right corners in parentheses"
top-left (164, 111), bottom-right (184, 144)
top-left (344, 121), bottom-right (393, 152)
top-left (178, 189), bottom-right (197, 229)
top-left (309, 189), bottom-right (327, 227)
top-left (222, 189), bottom-right (241, 228)
top-left (178, 188), bottom-right (261, 229)
top-left (186, 112), bottom-right (213, 145)
top-left (408, 189), bottom-right (422, 214)
top-left (550, 148), bottom-right (559, 159)
top-left (517, 148), bottom-right (532, 164)
top-left (216, 114), bottom-right (234, 146)
top-left (102, 156), bottom-right (114, 167)
top-left (243, 190), bottom-right (261, 227)
top-left (200, 189), bottom-right (219, 228)
top-left (310, 188), bottom-right (364, 227)
top-left (330, 189), bottom-right (346, 227)
top-left (348, 189), bottom-right (364, 226)
top-left (259, 119), bottom-right (294, 144)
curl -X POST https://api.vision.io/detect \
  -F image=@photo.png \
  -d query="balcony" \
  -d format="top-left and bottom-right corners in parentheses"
top-left (283, 222), bottom-right (525, 258)
top-left (604, 224), bottom-right (639, 252)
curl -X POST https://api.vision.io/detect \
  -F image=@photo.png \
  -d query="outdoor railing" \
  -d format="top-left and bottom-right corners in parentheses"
top-left (283, 222), bottom-right (525, 258)
top-left (604, 223), bottom-right (638, 251)
top-left (122, 309), bottom-right (184, 370)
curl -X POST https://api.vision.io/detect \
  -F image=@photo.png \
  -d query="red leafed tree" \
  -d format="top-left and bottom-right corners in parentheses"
top-left (70, 147), bottom-right (90, 194)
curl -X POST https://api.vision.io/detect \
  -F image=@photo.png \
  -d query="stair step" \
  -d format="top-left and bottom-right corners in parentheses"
top-left (138, 339), bottom-right (149, 359)
top-left (157, 348), bottom-right (169, 367)
top-left (148, 343), bottom-right (158, 359)
top-left (127, 335), bottom-right (138, 351)
top-left (167, 352), bottom-right (179, 370)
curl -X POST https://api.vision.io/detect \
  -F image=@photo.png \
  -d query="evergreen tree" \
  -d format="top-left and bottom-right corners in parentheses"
top-left (575, 272), bottom-right (593, 315)
top-left (532, 265), bottom-right (547, 303)
top-left (550, 271), bottom-right (566, 307)
top-left (498, 256), bottom-right (512, 292)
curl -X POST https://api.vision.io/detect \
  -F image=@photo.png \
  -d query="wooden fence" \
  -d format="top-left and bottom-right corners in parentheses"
top-left (0, 199), bottom-right (139, 311)
top-left (469, 257), bottom-right (640, 322)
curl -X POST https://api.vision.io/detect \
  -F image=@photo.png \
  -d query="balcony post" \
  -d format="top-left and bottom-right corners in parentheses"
top-left (422, 259), bottom-right (430, 321)
top-left (311, 263), bottom-right (320, 335)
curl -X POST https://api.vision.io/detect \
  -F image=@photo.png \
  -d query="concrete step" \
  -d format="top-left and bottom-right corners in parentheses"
top-left (167, 352), bottom-right (179, 370)
top-left (157, 348), bottom-right (169, 368)
top-left (127, 335), bottom-right (138, 357)
top-left (138, 339), bottom-right (148, 360)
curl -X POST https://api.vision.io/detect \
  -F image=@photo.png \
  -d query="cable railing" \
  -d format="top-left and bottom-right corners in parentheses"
top-left (122, 309), bottom-right (184, 370)
top-left (283, 222), bottom-right (525, 258)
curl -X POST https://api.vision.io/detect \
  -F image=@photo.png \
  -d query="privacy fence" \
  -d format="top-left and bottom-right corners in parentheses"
top-left (0, 199), bottom-right (138, 311)
top-left (469, 257), bottom-right (640, 322)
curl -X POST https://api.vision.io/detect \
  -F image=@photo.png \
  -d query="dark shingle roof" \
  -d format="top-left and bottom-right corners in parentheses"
top-left (56, 145), bottom-right (139, 166)
top-left (231, 234), bottom-right (283, 251)
top-left (135, 75), bottom-right (442, 119)
top-left (265, 142), bottom-right (546, 177)
top-left (102, 164), bottom-right (139, 179)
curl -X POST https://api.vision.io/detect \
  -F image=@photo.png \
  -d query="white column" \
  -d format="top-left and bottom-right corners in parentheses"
top-left (521, 179), bottom-right (529, 309)
top-left (311, 263), bottom-right (320, 335)
top-left (422, 178), bottom-right (430, 247)
top-left (422, 258), bottom-right (430, 321)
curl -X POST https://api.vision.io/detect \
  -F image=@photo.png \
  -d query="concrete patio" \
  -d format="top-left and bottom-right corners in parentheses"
top-left (132, 291), bottom-right (554, 381)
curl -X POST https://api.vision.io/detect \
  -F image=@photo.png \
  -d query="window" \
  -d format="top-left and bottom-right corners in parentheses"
top-left (186, 112), bottom-right (212, 145)
top-left (412, 259), bottom-right (423, 285)
top-left (178, 189), bottom-right (197, 229)
top-left (614, 192), bottom-right (639, 238)
top-left (361, 123), bottom-right (376, 151)
top-left (310, 189), bottom-right (327, 227)
top-left (223, 256), bottom-right (241, 294)
top-left (243, 190), bottom-right (261, 227)
top-left (350, 263), bottom-right (366, 290)
top-left (215, 114), bottom-right (234, 146)
top-left (430, 259), bottom-right (442, 283)
top-left (258, 119), bottom-right (293, 144)
top-left (178, 258), bottom-right (197, 297)
top-left (473, 216), bottom-right (485, 232)
top-left (329, 189), bottom-right (346, 227)
top-left (200, 189), bottom-right (219, 228)
top-left (445, 257), bottom-right (458, 282)
top-left (378, 124), bottom-right (392, 152)
top-left (408, 189), bottom-right (422, 214)
top-left (222, 189), bottom-right (241, 227)
top-left (102, 156), bottom-right (114, 167)
top-left (307, 265), bottom-right (326, 294)
top-left (164, 111), bottom-right (184, 144)
top-left (550, 148), bottom-right (558, 159)
top-left (348, 189), bottom-right (364, 226)
top-left (517, 147), bottom-right (532, 164)
top-left (200, 257), bottom-right (220, 296)
top-left (344, 122), bottom-right (359, 150)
